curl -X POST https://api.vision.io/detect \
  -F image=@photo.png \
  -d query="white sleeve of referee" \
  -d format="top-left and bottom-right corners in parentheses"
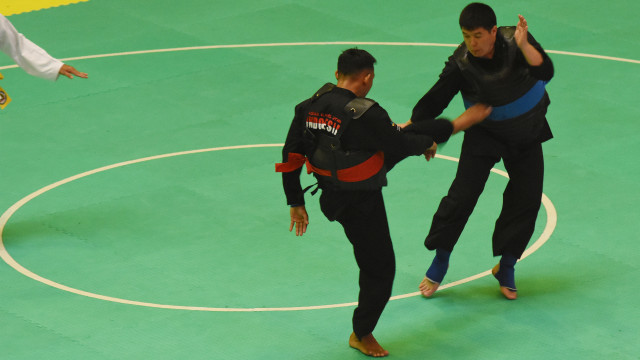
top-left (0, 13), bottom-right (63, 81)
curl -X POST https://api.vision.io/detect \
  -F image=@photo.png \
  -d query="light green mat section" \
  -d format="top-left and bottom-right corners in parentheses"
top-left (0, 0), bottom-right (638, 359)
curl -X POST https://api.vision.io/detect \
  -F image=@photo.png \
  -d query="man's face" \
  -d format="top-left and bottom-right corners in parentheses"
top-left (462, 26), bottom-right (497, 59)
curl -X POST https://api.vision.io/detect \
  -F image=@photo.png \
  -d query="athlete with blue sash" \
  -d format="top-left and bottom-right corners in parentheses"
top-left (409, 3), bottom-right (554, 300)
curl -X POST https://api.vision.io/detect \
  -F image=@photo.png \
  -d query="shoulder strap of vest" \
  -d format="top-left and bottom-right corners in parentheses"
top-left (499, 26), bottom-right (516, 41)
top-left (311, 83), bottom-right (336, 102)
top-left (344, 98), bottom-right (377, 120)
top-left (497, 26), bottom-right (519, 64)
top-left (453, 43), bottom-right (470, 70)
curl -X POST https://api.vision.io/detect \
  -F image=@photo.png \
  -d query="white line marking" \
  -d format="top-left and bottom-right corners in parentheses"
top-left (0, 147), bottom-right (557, 311)
top-left (0, 41), bottom-right (637, 70)
top-left (544, 50), bottom-right (640, 64)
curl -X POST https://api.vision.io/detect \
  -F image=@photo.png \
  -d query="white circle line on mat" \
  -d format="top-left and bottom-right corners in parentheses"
top-left (0, 41), bottom-right (638, 71)
top-left (0, 145), bottom-right (556, 312)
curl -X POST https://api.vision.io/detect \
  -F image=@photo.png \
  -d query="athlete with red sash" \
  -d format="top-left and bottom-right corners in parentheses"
top-left (277, 48), bottom-right (490, 357)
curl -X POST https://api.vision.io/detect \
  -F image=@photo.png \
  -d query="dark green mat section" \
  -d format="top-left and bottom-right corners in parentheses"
top-left (0, 0), bottom-right (638, 359)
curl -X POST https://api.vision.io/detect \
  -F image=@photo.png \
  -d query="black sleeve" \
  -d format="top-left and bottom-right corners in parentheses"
top-left (526, 32), bottom-right (554, 82)
top-left (402, 117), bottom-right (454, 144)
top-left (281, 101), bottom-right (308, 206)
top-left (367, 105), bottom-right (433, 159)
top-left (411, 55), bottom-right (463, 122)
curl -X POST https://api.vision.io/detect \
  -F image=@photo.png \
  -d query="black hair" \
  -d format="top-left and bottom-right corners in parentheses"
top-left (337, 48), bottom-right (376, 76)
top-left (459, 2), bottom-right (497, 31)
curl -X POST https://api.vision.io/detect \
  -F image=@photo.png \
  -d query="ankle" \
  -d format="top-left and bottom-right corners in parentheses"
top-left (426, 248), bottom-right (451, 283)
top-left (499, 253), bottom-right (518, 269)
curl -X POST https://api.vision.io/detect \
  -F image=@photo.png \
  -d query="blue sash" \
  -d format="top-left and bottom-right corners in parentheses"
top-left (463, 80), bottom-right (548, 121)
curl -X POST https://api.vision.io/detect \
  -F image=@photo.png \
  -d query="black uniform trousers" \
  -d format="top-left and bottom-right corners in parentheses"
top-left (320, 188), bottom-right (395, 338)
top-left (425, 131), bottom-right (544, 258)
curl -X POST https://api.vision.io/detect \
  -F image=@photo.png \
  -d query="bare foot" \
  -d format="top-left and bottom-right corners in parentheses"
top-left (492, 264), bottom-right (517, 300)
top-left (419, 276), bottom-right (440, 297)
top-left (499, 286), bottom-right (517, 300)
top-left (349, 332), bottom-right (389, 357)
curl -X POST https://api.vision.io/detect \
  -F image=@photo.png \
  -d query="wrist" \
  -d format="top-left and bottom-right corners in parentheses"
top-left (517, 40), bottom-right (531, 51)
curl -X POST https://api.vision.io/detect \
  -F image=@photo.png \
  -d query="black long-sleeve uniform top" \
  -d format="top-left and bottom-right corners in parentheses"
top-left (281, 86), bottom-right (434, 206)
top-left (411, 31), bottom-right (554, 124)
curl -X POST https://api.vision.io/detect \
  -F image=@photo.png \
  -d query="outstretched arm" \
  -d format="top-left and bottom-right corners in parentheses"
top-left (451, 103), bottom-right (493, 134)
top-left (0, 14), bottom-right (60, 81)
top-left (0, 14), bottom-right (89, 81)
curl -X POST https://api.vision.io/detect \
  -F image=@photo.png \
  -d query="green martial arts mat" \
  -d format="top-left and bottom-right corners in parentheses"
top-left (0, 1), bottom-right (638, 359)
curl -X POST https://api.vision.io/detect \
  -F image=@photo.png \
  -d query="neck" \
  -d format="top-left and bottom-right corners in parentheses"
top-left (337, 84), bottom-right (359, 97)
top-left (335, 69), bottom-right (371, 97)
top-left (337, 80), bottom-right (365, 97)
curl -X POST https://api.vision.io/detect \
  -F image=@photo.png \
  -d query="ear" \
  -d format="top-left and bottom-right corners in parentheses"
top-left (491, 25), bottom-right (498, 36)
top-left (335, 70), bottom-right (340, 80)
top-left (363, 71), bottom-right (373, 84)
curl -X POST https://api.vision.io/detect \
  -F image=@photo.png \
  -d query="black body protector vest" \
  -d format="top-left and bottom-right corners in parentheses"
top-left (454, 26), bottom-right (538, 106)
top-left (303, 83), bottom-right (387, 191)
top-left (454, 27), bottom-right (551, 145)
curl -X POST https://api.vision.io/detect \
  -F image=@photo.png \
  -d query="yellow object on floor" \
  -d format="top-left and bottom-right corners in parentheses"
top-left (0, 72), bottom-right (9, 109)
top-left (0, 0), bottom-right (88, 16)
top-left (0, 85), bottom-right (11, 109)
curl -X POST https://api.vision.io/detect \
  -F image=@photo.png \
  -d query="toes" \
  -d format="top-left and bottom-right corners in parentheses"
top-left (500, 287), bottom-right (517, 300)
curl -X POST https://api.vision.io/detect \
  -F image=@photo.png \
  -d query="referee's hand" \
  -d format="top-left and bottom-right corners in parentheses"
top-left (59, 64), bottom-right (88, 79)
